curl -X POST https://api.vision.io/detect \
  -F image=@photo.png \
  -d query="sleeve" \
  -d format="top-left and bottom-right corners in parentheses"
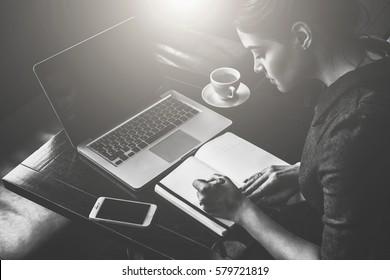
top-left (318, 106), bottom-right (390, 259)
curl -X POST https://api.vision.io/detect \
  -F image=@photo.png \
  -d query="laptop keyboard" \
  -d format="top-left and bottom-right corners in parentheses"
top-left (89, 96), bottom-right (199, 166)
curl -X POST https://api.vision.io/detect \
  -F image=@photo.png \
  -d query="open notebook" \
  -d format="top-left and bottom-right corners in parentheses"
top-left (155, 132), bottom-right (288, 236)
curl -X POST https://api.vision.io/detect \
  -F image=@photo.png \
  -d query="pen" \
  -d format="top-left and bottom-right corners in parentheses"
top-left (205, 177), bottom-right (225, 185)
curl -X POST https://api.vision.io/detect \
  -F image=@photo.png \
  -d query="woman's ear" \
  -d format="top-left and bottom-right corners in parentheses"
top-left (291, 21), bottom-right (312, 50)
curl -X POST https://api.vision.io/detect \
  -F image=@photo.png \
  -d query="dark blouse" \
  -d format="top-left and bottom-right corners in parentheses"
top-left (299, 57), bottom-right (390, 259)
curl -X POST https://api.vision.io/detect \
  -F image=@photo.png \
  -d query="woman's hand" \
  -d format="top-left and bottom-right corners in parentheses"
top-left (192, 174), bottom-right (251, 223)
top-left (241, 163), bottom-right (301, 207)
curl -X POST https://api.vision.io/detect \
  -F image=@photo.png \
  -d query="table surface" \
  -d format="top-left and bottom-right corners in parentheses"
top-left (3, 65), bottom-right (313, 259)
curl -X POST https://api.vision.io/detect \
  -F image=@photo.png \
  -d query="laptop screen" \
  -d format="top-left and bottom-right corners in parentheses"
top-left (34, 18), bottom-right (165, 146)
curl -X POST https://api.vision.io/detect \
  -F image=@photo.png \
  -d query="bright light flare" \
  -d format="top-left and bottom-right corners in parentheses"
top-left (151, 0), bottom-right (217, 26)
top-left (168, 0), bottom-right (208, 14)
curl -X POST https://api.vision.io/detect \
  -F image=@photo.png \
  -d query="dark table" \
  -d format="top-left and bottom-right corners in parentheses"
top-left (3, 65), bottom-right (313, 259)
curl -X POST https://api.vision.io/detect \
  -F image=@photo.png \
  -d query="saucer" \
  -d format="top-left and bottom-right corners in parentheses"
top-left (201, 83), bottom-right (251, 108)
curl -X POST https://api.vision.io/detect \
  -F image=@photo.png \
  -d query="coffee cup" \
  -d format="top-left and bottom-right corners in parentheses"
top-left (210, 67), bottom-right (241, 100)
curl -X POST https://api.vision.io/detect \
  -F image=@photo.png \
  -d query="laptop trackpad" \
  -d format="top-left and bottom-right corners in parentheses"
top-left (150, 130), bottom-right (200, 163)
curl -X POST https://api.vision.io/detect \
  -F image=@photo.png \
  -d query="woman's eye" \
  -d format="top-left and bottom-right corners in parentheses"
top-left (252, 51), bottom-right (264, 60)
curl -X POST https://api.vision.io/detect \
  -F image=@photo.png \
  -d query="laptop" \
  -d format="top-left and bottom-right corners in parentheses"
top-left (33, 17), bottom-right (232, 190)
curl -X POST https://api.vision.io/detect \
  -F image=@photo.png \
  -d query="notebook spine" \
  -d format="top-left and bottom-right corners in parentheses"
top-left (155, 184), bottom-right (227, 236)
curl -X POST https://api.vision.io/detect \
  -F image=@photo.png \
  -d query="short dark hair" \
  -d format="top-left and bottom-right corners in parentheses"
top-left (235, 0), bottom-right (361, 40)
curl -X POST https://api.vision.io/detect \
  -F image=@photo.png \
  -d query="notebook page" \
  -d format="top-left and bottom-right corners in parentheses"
top-left (195, 132), bottom-right (288, 187)
top-left (159, 156), bottom-right (234, 227)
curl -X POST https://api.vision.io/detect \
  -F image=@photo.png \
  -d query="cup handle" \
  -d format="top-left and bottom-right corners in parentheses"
top-left (228, 86), bottom-right (236, 99)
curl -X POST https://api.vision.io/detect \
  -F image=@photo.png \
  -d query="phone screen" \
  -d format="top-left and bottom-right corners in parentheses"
top-left (96, 199), bottom-right (151, 224)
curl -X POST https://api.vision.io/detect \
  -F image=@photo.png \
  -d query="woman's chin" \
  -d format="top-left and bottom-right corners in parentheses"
top-left (275, 83), bottom-right (288, 93)
top-left (275, 81), bottom-right (297, 93)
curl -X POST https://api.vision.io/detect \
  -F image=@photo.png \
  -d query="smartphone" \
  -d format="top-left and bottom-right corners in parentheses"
top-left (89, 197), bottom-right (157, 228)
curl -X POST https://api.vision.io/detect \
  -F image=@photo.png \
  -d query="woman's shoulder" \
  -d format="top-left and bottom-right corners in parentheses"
top-left (315, 53), bottom-right (390, 131)
top-left (321, 84), bottom-right (390, 151)
top-left (354, 85), bottom-right (390, 118)
top-left (334, 59), bottom-right (390, 120)
top-left (334, 86), bottom-right (390, 129)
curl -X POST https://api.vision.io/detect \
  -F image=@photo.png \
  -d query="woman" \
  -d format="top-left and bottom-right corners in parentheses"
top-left (193, 0), bottom-right (390, 259)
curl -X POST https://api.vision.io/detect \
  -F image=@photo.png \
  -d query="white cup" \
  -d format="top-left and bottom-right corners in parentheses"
top-left (210, 67), bottom-right (241, 100)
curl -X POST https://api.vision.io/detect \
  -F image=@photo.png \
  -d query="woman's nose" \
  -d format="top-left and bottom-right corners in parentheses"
top-left (254, 60), bottom-right (264, 74)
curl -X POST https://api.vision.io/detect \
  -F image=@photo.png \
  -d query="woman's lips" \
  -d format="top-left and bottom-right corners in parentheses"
top-left (265, 74), bottom-right (275, 84)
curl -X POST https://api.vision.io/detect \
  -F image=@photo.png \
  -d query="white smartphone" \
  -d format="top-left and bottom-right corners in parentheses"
top-left (89, 197), bottom-right (157, 228)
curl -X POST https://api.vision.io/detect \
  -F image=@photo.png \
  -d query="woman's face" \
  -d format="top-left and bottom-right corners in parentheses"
top-left (237, 29), bottom-right (310, 93)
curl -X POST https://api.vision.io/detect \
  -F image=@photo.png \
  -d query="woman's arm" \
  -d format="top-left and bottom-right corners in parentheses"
top-left (193, 176), bottom-right (320, 260)
top-left (236, 198), bottom-right (320, 259)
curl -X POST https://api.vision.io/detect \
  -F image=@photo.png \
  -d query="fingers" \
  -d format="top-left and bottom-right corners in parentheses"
top-left (197, 191), bottom-right (212, 206)
top-left (194, 176), bottom-right (225, 191)
top-left (193, 174), bottom-right (237, 206)
top-left (243, 173), bottom-right (257, 185)
top-left (241, 166), bottom-right (271, 192)
top-left (194, 181), bottom-right (212, 207)
top-left (193, 174), bottom-right (226, 206)
top-left (241, 172), bottom-right (263, 192)
top-left (206, 174), bottom-right (227, 185)
top-left (245, 176), bottom-right (272, 200)
top-left (241, 174), bottom-right (258, 192)
top-left (202, 204), bottom-right (224, 216)
top-left (242, 165), bottom-right (288, 197)
top-left (192, 179), bottom-right (210, 192)
top-left (248, 170), bottom-right (283, 198)
top-left (242, 174), bottom-right (268, 196)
